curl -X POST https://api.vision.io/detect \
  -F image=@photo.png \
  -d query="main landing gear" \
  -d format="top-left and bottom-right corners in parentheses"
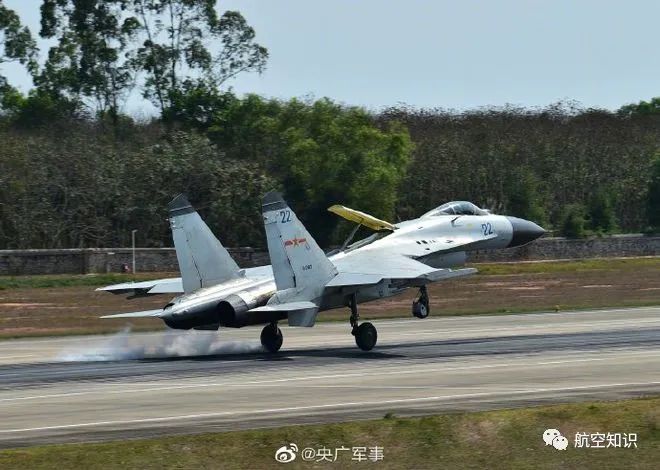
top-left (349, 293), bottom-right (377, 351)
top-left (260, 321), bottom-right (283, 353)
top-left (412, 285), bottom-right (430, 319)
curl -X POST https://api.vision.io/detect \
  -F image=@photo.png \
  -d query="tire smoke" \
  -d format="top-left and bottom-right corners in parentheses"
top-left (57, 327), bottom-right (264, 362)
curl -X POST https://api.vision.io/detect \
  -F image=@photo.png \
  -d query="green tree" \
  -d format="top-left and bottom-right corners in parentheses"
top-left (115, 131), bottom-right (277, 247)
top-left (2, 88), bottom-right (83, 127)
top-left (648, 154), bottom-right (660, 232)
top-left (618, 97), bottom-right (660, 117)
top-left (586, 189), bottom-right (616, 234)
top-left (559, 204), bottom-right (586, 238)
top-left (37, 0), bottom-right (139, 122)
top-left (0, 1), bottom-right (37, 102)
top-left (207, 96), bottom-right (413, 245)
top-left (130, 0), bottom-right (267, 115)
top-left (504, 169), bottom-right (547, 225)
top-left (36, 1), bottom-right (267, 122)
top-left (162, 80), bottom-right (234, 126)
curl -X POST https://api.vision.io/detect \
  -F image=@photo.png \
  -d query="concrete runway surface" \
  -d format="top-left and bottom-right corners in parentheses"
top-left (0, 306), bottom-right (659, 448)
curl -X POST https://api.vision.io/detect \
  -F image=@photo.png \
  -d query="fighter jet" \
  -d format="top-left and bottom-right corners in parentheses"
top-left (100, 193), bottom-right (544, 352)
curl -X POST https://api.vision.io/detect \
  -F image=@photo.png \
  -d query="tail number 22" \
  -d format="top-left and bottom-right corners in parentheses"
top-left (279, 210), bottom-right (291, 223)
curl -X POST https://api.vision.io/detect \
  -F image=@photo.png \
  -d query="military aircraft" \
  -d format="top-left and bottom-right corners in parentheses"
top-left (101, 193), bottom-right (544, 352)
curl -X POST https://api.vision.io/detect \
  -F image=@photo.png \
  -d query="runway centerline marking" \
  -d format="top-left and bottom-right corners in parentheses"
top-left (2, 380), bottom-right (660, 434)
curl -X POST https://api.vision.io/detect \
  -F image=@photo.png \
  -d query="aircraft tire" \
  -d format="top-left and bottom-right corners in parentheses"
top-left (412, 300), bottom-right (429, 319)
top-left (260, 324), bottom-right (283, 353)
top-left (355, 322), bottom-right (377, 351)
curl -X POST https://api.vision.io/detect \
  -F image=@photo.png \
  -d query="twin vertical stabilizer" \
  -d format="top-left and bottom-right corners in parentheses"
top-left (259, 191), bottom-right (337, 326)
top-left (261, 191), bottom-right (337, 295)
top-left (168, 194), bottom-right (241, 294)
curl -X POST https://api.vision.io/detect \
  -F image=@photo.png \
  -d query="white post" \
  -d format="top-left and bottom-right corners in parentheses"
top-left (131, 229), bottom-right (138, 274)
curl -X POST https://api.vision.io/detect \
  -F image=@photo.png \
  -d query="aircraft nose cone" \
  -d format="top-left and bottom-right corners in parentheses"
top-left (506, 217), bottom-right (546, 247)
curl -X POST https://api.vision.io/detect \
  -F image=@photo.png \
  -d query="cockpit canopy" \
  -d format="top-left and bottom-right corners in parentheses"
top-left (421, 201), bottom-right (490, 217)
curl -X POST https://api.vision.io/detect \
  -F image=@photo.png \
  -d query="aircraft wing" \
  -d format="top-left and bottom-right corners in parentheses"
top-left (96, 277), bottom-right (184, 297)
top-left (97, 266), bottom-right (272, 298)
top-left (328, 252), bottom-right (476, 288)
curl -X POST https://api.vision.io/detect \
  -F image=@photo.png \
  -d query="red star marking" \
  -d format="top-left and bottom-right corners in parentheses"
top-left (284, 237), bottom-right (308, 248)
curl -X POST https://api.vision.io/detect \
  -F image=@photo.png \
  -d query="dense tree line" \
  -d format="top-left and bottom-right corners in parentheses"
top-left (383, 103), bottom-right (659, 235)
top-left (0, 1), bottom-right (658, 249)
top-left (1, 97), bottom-right (657, 249)
top-left (0, 97), bottom-right (411, 248)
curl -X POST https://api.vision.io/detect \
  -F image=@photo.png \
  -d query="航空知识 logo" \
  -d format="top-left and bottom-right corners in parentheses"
top-left (274, 443), bottom-right (298, 463)
top-left (543, 429), bottom-right (569, 450)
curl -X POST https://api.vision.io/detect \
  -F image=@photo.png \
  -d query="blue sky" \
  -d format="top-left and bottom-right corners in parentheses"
top-left (3, 0), bottom-right (659, 114)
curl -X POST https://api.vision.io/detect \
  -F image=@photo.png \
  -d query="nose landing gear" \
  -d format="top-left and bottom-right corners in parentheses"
top-left (412, 285), bottom-right (430, 319)
top-left (348, 293), bottom-right (377, 351)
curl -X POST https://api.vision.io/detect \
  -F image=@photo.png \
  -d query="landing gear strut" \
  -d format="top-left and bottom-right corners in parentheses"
top-left (260, 321), bottom-right (283, 353)
top-left (412, 285), bottom-right (430, 319)
top-left (348, 293), bottom-right (377, 351)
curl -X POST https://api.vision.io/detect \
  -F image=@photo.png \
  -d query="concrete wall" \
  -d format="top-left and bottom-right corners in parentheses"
top-left (0, 247), bottom-right (270, 275)
top-left (0, 235), bottom-right (658, 275)
top-left (469, 234), bottom-right (660, 262)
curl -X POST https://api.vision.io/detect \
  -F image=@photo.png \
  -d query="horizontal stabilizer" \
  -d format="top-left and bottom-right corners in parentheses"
top-left (328, 205), bottom-right (396, 232)
top-left (250, 301), bottom-right (319, 327)
top-left (100, 309), bottom-right (164, 319)
top-left (96, 278), bottom-right (184, 297)
top-left (146, 278), bottom-right (185, 294)
top-left (96, 280), bottom-right (161, 293)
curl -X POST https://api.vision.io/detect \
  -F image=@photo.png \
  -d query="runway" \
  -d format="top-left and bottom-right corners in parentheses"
top-left (0, 306), bottom-right (659, 448)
